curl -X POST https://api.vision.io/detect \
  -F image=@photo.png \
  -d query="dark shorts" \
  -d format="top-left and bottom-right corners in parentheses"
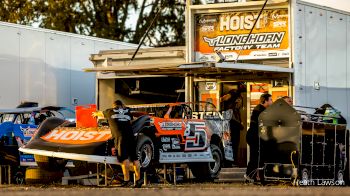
top-left (113, 123), bottom-right (137, 162)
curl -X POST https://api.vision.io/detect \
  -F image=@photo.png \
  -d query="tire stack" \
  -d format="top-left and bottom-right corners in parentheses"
top-left (25, 155), bottom-right (64, 184)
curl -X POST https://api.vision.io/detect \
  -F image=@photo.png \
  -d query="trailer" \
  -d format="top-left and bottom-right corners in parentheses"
top-left (0, 22), bottom-right (137, 113)
top-left (82, 0), bottom-right (350, 180)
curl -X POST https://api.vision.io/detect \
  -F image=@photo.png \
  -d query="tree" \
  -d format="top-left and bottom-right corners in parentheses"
top-left (0, 0), bottom-right (40, 25)
top-left (0, 0), bottom-right (192, 46)
top-left (131, 0), bottom-right (186, 46)
top-left (35, 0), bottom-right (187, 46)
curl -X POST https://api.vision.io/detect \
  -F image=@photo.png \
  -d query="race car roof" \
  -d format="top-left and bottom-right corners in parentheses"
top-left (0, 106), bottom-right (65, 114)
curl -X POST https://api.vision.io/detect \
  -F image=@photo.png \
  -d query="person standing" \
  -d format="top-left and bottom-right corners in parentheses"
top-left (94, 100), bottom-right (142, 188)
top-left (245, 93), bottom-right (273, 181)
top-left (220, 89), bottom-right (244, 165)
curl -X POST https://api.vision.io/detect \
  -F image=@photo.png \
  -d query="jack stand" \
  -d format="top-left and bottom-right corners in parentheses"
top-left (96, 162), bottom-right (107, 186)
top-left (143, 172), bottom-right (147, 186)
top-left (0, 165), bottom-right (11, 184)
top-left (173, 163), bottom-right (177, 185)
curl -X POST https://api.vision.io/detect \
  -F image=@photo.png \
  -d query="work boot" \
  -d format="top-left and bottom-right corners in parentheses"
top-left (119, 180), bottom-right (133, 187)
top-left (244, 174), bottom-right (254, 183)
top-left (134, 179), bottom-right (143, 188)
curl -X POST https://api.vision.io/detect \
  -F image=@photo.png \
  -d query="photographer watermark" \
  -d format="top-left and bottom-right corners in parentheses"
top-left (297, 179), bottom-right (345, 186)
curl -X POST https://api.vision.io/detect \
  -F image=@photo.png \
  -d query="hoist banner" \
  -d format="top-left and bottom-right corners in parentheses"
top-left (194, 9), bottom-right (289, 61)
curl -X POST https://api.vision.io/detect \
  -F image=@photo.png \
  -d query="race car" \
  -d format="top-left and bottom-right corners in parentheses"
top-left (20, 102), bottom-right (233, 180)
top-left (0, 106), bottom-right (73, 183)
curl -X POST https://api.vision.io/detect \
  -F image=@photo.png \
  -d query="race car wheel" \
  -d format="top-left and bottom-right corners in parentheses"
top-left (34, 155), bottom-right (67, 172)
top-left (136, 135), bottom-right (154, 170)
top-left (25, 167), bottom-right (63, 184)
top-left (190, 144), bottom-right (223, 181)
top-left (68, 160), bottom-right (97, 176)
top-left (33, 117), bottom-right (69, 171)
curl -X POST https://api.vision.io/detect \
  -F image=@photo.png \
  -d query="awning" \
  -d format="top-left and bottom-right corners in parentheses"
top-left (84, 61), bottom-right (293, 80)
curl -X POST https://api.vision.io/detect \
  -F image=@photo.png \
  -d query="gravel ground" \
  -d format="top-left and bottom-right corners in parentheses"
top-left (1, 183), bottom-right (350, 196)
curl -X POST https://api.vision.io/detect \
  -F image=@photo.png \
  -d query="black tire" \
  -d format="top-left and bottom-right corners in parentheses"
top-left (136, 135), bottom-right (154, 170)
top-left (33, 118), bottom-right (69, 171)
top-left (25, 167), bottom-right (63, 184)
top-left (190, 144), bottom-right (223, 181)
top-left (34, 155), bottom-right (67, 172)
top-left (336, 170), bottom-right (345, 185)
top-left (300, 168), bottom-right (310, 186)
top-left (68, 160), bottom-right (97, 176)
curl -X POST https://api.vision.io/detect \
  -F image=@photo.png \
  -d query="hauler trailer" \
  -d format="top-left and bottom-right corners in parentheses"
top-left (83, 0), bottom-right (350, 182)
top-left (0, 22), bottom-right (137, 113)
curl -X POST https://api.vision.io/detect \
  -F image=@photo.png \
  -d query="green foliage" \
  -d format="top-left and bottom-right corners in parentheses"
top-left (0, 0), bottom-right (40, 25)
top-left (0, 0), bottom-right (191, 46)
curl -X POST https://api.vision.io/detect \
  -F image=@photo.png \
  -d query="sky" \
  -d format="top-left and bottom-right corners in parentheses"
top-left (302, 0), bottom-right (350, 13)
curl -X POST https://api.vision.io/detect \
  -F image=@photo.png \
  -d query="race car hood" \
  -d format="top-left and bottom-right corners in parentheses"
top-left (19, 117), bottom-right (118, 164)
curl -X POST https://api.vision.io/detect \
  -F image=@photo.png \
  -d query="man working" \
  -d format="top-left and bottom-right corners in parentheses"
top-left (93, 100), bottom-right (142, 188)
top-left (220, 89), bottom-right (244, 165)
top-left (245, 93), bottom-right (273, 182)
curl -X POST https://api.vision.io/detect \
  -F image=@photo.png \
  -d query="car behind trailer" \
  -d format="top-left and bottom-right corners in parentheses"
top-left (257, 99), bottom-right (348, 185)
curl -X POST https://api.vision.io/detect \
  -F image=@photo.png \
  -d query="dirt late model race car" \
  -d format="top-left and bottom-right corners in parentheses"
top-left (20, 102), bottom-right (234, 180)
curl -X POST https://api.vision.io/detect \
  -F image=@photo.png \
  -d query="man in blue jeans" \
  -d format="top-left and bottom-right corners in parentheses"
top-left (245, 93), bottom-right (273, 182)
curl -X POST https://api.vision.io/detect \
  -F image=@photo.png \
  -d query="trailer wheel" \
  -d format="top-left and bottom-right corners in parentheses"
top-left (336, 170), bottom-right (345, 185)
top-left (300, 168), bottom-right (310, 185)
top-left (189, 144), bottom-right (222, 181)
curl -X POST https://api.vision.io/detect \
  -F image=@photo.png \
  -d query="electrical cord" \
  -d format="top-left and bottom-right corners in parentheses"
top-left (235, 0), bottom-right (269, 62)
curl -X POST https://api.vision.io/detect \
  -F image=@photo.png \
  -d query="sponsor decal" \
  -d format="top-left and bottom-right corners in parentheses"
top-left (201, 25), bottom-right (215, 32)
top-left (192, 111), bottom-right (225, 120)
top-left (203, 32), bottom-right (285, 51)
top-left (159, 121), bottom-right (183, 130)
top-left (195, 9), bottom-right (289, 61)
top-left (159, 148), bottom-right (213, 163)
top-left (20, 126), bottom-right (37, 137)
top-left (205, 82), bottom-right (217, 90)
top-left (160, 136), bottom-right (181, 152)
top-left (41, 128), bottom-right (112, 144)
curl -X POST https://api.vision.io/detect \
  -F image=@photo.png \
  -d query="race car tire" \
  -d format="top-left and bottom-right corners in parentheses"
top-left (136, 135), bottom-right (154, 170)
top-left (25, 167), bottom-right (63, 184)
top-left (34, 155), bottom-right (67, 172)
top-left (189, 144), bottom-right (222, 181)
top-left (68, 160), bottom-right (97, 176)
top-left (33, 117), bottom-right (69, 171)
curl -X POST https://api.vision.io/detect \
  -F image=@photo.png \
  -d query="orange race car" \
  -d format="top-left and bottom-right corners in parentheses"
top-left (20, 102), bottom-right (233, 180)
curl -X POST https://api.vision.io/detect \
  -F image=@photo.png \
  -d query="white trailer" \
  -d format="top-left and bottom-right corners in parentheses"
top-left (0, 22), bottom-right (137, 113)
top-left (293, 0), bottom-right (350, 123)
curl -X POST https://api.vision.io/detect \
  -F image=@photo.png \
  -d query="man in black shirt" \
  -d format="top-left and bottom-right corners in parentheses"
top-left (94, 100), bottom-right (142, 188)
top-left (245, 93), bottom-right (273, 182)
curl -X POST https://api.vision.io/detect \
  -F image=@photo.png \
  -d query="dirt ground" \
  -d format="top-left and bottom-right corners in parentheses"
top-left (1, 183), bottom-right (350, 196)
